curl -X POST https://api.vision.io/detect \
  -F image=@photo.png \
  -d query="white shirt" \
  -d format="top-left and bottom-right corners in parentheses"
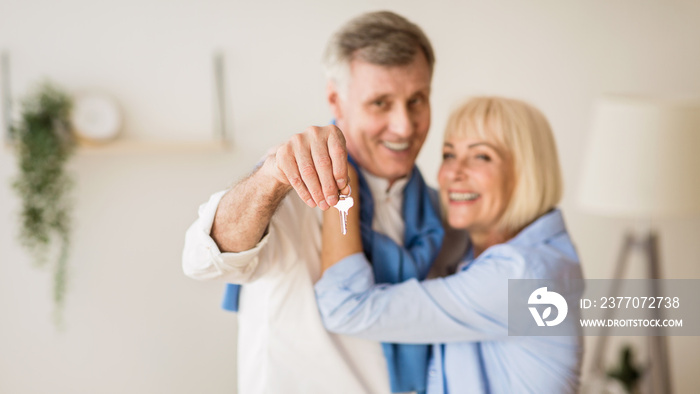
top-left (363, 170), bottom-right (408, 245)
top-left (182, 170), bottom-right (408, 394)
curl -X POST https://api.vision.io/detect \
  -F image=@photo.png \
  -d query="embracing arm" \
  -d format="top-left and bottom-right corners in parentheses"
top-left (321, 166), bottom-right (362, 273)
top-left (315, 250), bottom-right (519, 344)
top-left (316, 166), bottom-right (509, 344)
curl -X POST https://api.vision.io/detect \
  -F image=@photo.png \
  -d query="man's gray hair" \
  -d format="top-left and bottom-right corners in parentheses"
top-left (323, 11), bottom-right (435, 97)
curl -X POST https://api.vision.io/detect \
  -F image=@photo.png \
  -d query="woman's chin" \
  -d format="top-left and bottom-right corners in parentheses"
top-left (447, 218), bottom-right (472, 231)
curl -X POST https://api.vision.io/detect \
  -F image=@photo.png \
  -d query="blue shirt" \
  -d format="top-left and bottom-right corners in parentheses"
top-left (315, 209), bottom-right (583, 394)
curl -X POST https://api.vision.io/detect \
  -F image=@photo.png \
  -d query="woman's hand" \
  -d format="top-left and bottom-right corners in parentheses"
top-left (321, 165), bottom-right (362, 274)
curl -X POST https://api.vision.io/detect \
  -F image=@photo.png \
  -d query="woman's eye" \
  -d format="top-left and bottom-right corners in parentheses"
top-left (372, 100), bottom-right (387, 108)
top-left (475, 153), bottom-right (491, 162)
top-left (442, 152), bottom-right (454, 160)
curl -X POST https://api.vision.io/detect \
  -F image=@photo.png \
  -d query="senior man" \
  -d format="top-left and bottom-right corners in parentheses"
top-left (183, 11), bottom-right (464, 394)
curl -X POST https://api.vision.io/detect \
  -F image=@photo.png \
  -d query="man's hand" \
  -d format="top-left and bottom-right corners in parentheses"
top-left (261, 125), bottom-right (351, 210)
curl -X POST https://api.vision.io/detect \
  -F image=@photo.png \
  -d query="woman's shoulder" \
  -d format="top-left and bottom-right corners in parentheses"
top-left (474, 232), bottom-right (581, 280)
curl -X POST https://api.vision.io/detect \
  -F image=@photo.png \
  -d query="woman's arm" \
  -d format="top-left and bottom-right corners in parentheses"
top-left (321, 166), bottom-right (362, 273)
top-left (315, 246), bottom-right (527, 344)
top-left (317, 165), bottom-right (508, 344)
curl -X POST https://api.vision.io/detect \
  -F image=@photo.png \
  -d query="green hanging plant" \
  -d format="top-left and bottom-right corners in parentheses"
top-left (11, 81), bottom-right (76, 325)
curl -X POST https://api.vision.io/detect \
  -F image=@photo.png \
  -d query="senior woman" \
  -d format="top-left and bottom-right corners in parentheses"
top-left (315, 96), bottom-right (583, 393)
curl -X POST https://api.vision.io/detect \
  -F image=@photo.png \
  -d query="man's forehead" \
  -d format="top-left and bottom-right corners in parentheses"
top-left (347, 58), bottom-right (432, 96)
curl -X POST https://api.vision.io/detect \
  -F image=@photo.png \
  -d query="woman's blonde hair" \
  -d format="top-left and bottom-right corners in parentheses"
top-left (445, 96), bottom-right (563, 232)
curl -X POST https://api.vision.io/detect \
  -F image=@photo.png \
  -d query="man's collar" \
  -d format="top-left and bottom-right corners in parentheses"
top-left (359, 168), bottom-right (410, 199)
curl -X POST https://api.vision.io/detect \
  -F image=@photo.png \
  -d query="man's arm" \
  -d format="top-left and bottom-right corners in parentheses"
top-left (183, 125), bottom-right (351, 283)
top-left (211, 161), bottom-right (291, 253)
top-left (211, 125), bottom-right (351, 253)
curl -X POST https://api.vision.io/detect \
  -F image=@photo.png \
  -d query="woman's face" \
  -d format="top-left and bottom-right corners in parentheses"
top-left (437, 134), bottom-right (514, 233)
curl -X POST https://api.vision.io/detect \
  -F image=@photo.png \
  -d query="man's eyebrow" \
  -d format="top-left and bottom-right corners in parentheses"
top-left (412, 87), bottom-right (430, 95)
top-left (365, 94), bottom-right (390, 102)
top-left (443, 142), bottom-right (454, 148)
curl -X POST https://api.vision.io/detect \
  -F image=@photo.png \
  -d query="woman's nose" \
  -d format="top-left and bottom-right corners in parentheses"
top-left (452, 159), bottom-right (470, 180)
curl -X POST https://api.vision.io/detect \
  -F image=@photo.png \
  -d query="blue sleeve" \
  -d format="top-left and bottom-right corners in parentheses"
top-left (315, 250), bottom-right (527, 344)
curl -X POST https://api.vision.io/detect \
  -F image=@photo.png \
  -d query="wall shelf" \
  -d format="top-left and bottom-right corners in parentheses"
top-left (1, 51), bottom-right (233, 153)
top-left (75, 139), bottom-right (230, 155)
top-left (4, 139), bottom-right (231, 155)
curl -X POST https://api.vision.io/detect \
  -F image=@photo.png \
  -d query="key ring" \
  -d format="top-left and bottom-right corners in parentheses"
top-left (339, 185), bottom-right (351, 199)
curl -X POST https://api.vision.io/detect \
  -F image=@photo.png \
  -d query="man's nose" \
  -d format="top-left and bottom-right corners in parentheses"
top-left (388, 105), bottom-right (413, 137)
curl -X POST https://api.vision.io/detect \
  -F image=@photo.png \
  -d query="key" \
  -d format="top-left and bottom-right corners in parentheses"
top-left (333, 195), bottom-right (354, 235)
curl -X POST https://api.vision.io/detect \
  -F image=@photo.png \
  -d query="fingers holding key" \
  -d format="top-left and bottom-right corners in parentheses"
top-left (292, 131), bottom-right (329, 210)
top-left (313, 125), bottom-right (350, 207)
top-left (274, 142), bottom-right (315, 208)
top-left (271, 125), bottom-right (350, 210)
top-left (327, 127), bottom-right (351, 197)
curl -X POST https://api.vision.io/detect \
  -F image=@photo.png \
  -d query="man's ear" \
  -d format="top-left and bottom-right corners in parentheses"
top-left (326, 81), bottom-right (343, 121)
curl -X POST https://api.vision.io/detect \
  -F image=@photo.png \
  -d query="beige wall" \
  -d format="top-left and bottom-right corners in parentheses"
top-left (1, 0), bottom-right (699, 392)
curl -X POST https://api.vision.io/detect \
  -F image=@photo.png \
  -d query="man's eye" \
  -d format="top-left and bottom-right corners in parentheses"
top-left (442, 152), bottom-right (454, 160)
top-left (372, 100), bottom-right (387, 108)
top-left (408, 97), bottom-right (423, 106)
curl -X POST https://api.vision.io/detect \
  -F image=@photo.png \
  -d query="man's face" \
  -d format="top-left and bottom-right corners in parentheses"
top-left (329, 54), bottom-right (432, 184)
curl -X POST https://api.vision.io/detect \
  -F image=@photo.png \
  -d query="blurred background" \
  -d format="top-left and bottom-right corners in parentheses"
top-left (1, 0), bottom-right (699, 393)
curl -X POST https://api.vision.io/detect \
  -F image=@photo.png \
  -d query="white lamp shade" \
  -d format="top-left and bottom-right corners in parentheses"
top-left (578, 95), bottom-right (700, 218)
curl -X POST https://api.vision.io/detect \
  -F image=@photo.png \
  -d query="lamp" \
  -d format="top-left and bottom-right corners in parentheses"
top-left (578, 95), bottom-right (700, 394)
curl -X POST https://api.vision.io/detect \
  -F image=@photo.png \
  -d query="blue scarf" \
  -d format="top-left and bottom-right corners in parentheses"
top-left (221, 156), bottom-right (444, 394)
top-left (348, 155), bottom-right (443, 394)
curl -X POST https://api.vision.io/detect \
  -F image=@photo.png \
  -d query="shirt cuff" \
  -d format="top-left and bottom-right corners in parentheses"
top-left (200, 189), bottom-right (271, 265)
top-left (183, 189), bottom-right (272, 281)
